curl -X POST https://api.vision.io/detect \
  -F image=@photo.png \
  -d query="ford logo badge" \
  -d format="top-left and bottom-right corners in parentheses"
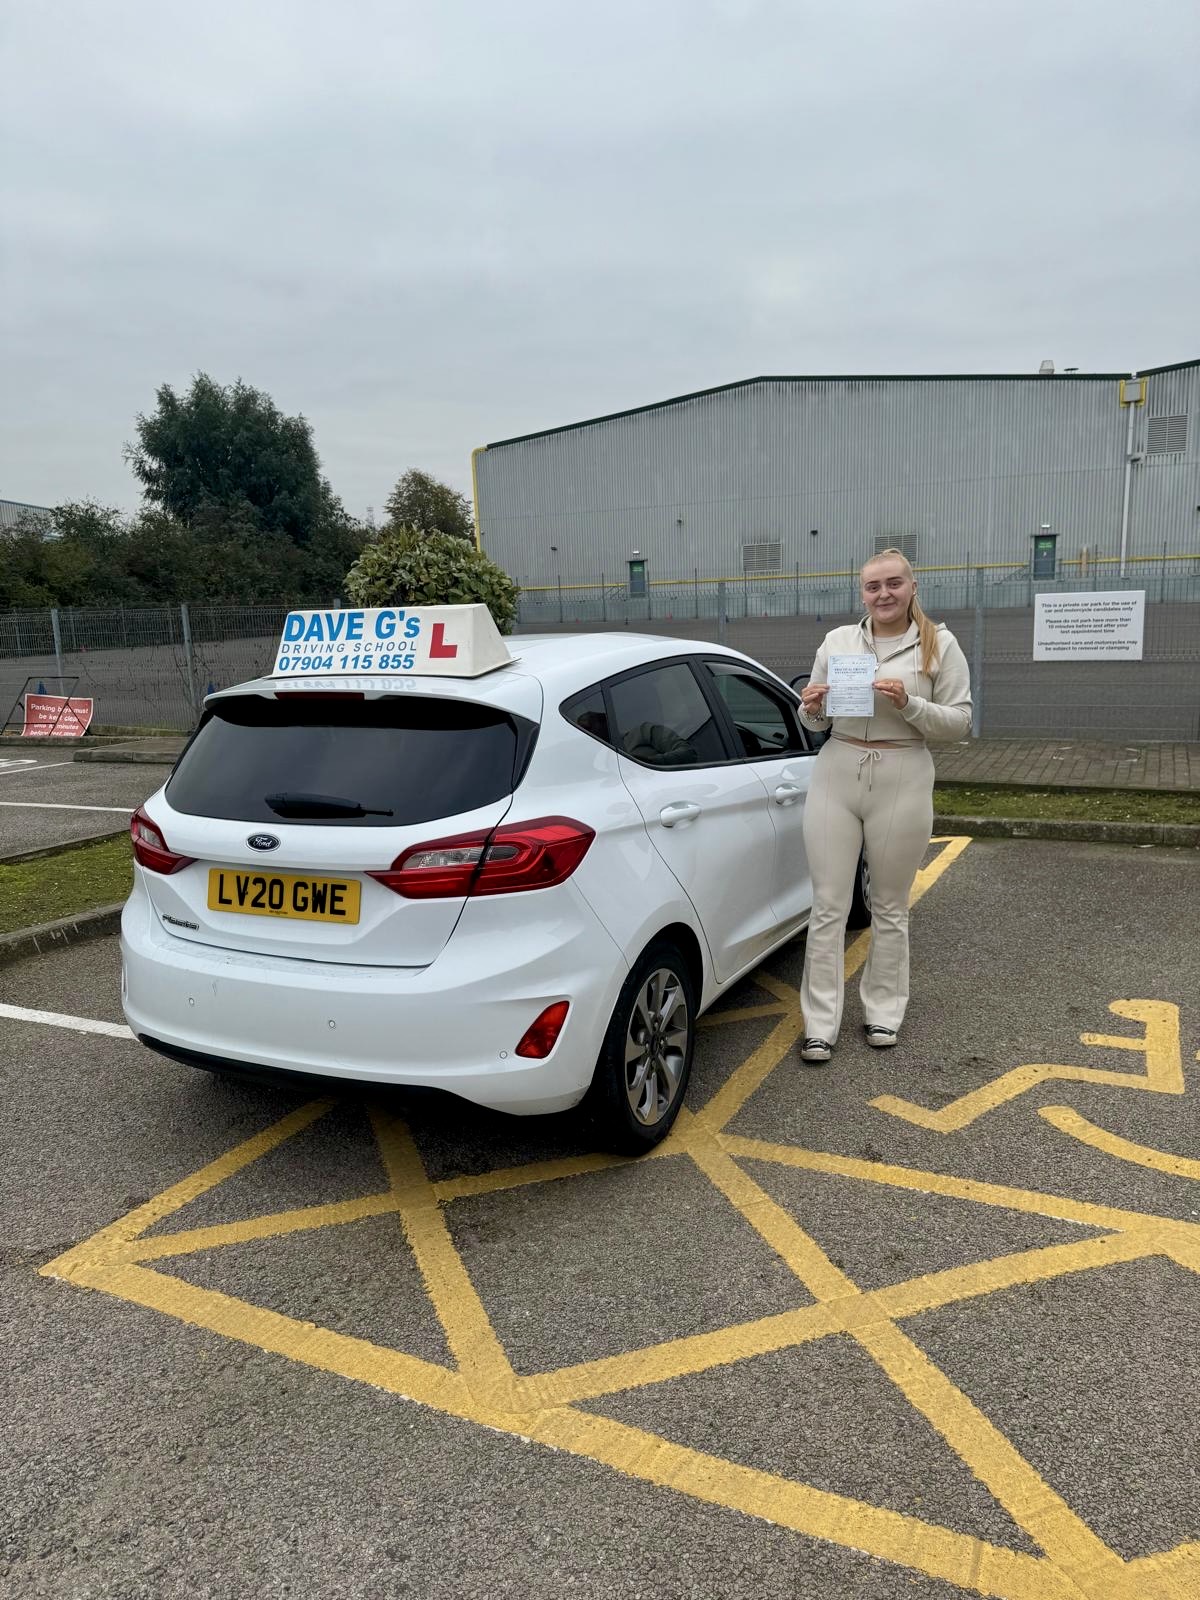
top-left (248, 833), bottom-right (281, 852)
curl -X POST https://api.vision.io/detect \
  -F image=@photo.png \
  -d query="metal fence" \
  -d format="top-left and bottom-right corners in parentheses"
top-left (512, 554), bottom-right (1200, 627)
top-left (3, 569), bottom-right (1199, 742)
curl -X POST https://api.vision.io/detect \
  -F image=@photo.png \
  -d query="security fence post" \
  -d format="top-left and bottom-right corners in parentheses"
top-left (557, 575), bottom-right (564, 624)
top-left (600, 573), bottom-right (607, 622)
top-left (50, 608), bottom-right (64, 686)
top-left (716, 581), bottom-right (727, 644)
top-left (180, 603), bottom-right (201, 717)
top-left (972, 567), bottom-right (985, 739)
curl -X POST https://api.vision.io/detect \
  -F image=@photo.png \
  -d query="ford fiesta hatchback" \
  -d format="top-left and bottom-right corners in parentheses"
top-left (121, 606), bottom-right (858, 1152)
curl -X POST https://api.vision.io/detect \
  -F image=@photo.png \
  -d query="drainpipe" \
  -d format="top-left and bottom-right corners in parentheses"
top-left (1118, 377), bottom-right (1142, 578)
top-left (470, 445), bottom-right (486, 553)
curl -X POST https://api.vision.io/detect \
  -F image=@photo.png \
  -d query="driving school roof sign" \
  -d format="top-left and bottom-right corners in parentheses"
top-left (272, 604), bottom-right (513, 679)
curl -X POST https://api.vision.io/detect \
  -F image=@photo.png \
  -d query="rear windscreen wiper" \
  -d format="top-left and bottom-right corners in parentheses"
top-left (264, 791), bottom-right (394, 819)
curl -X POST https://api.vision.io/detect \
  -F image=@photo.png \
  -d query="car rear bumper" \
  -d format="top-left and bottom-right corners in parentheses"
top-left (120, 880), bottom-right (627, 1114)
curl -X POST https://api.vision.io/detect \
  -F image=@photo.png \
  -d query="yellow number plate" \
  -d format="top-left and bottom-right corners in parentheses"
top-left (207, 869), bottom-right (361, 924)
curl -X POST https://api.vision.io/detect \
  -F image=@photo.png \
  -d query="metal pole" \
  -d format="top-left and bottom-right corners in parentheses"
top-left (180, 603), bottom-right (201, 717)
top-left (51, 608), bottom-right (64, 686)
top-left (694, 568), bottom-right (699, 620)
top-left (971, 567), bottom-right (985, 739)
top-left (1160, 542), bottom-right (1168, 605)
top-left (716, 581), bottom-right (727, 645)
top-left (600, 573), bottom-right (606, 623)
top-left (557, 575), bottom-right (563, 625)
top-left (1118, 388), bottom-right (1137, 578)
top-left (795, 561), bottom-right (800, 616)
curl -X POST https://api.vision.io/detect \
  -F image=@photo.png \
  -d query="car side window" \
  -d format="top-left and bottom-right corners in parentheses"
top-left (563, 689), bottom-right (611, 745)
top-left (607, 663), bottom-right (729, 768)
top-left (706, 663), bottom-right (808, 759)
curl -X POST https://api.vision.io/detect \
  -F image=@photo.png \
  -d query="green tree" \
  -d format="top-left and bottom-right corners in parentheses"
top-left (125, 374), bottom-right (343, 548)
top-left (0, 514), bottom-right (58, 608)
top-left (344, 527), bottom-right (519, 633)
top-left (383, 468), bottom-right (474, 541)
top-left (0, 503), bottom-right (145, 608)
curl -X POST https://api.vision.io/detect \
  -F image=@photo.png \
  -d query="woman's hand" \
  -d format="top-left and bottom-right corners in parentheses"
top-left (873, 678), bottom-right (909, 709)
top-left (800, 682), bottom-right (829, 715)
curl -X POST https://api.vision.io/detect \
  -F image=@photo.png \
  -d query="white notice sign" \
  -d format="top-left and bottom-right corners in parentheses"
top-left (825, 654), bottom-right (878, 717)
top-left (1033, 591), bottom-right (1145, 661)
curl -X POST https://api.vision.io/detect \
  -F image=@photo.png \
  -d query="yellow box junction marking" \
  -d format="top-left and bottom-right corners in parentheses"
top-left (39, 836), bottom-right (1200, 1600)
top-left (872, 998), bottom-right (1186, 1132)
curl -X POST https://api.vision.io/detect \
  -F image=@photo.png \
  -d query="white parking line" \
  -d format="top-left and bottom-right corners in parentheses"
top-left (0, 1002), bottom-right (132, 1039)
top-left (0, 801), bottom-right (134, 813)
top-left (0, 760), bottom-right (76, 777)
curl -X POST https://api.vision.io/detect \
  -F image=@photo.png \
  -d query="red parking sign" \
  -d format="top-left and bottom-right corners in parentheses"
top-left (22, 693), bottom-right (95, 737)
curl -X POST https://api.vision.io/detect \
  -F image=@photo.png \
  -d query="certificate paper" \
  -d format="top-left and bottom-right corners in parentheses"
top-left (825, 654), bottom-right (877, 718)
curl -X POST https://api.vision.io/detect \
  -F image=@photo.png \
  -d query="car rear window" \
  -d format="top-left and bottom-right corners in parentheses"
top-left (166, 694), bottom-right (535, 826)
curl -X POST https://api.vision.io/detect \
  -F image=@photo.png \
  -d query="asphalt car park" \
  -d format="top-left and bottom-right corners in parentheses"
top-left (3, 835), bottom-right (1198, 1600)
top-left (0, 757), bottom-right (169, 854)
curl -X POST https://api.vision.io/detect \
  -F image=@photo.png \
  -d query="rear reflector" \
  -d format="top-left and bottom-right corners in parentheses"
top-left (130, 806), bottom-right (194, 875)
top-left (515, 1001), bottom-right (570, 1059)
top-left (369, 816), bottom-right (595, 899)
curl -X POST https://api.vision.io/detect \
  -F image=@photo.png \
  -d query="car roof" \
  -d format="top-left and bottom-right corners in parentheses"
top-left (207, 632), bottom-right (769, 713)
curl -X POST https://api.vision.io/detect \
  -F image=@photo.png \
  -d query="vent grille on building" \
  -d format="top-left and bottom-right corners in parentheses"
top-left (874, 535), bottom-right (919, 564)
top-left (742, 541), bottom-right (782, 575)
top-left (1146, 415), bottom-right (1188, 455)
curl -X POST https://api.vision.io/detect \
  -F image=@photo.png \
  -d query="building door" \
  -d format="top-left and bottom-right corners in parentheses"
top-left (627, 559), bottom-right (647, 597)
top-left (1032, 533), bottom-right (1057, 579)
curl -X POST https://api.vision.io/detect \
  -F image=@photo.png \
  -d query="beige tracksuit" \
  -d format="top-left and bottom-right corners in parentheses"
top-left (797, 618), bottom-right (972, 1043)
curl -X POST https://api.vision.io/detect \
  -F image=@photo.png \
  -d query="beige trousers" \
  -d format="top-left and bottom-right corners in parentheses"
top-left (799, 738), bottom-right (934, 1043)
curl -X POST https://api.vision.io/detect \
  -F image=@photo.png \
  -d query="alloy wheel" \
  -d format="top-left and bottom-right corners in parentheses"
top-left (624, 967), bottom-right (690, 1127)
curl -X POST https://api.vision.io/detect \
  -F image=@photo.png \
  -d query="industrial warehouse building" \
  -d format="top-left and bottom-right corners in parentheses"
top-left (474, 360), bottom-right (1199, 594)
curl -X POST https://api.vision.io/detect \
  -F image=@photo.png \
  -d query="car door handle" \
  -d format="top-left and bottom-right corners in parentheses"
top-left (659, 801), bottom-right (701, 828)
top-left (773, 783), bottom-right (803, 805)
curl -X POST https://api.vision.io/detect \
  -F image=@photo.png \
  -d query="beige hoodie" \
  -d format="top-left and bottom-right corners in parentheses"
top-left (797, 618), bottom-right (972, 746)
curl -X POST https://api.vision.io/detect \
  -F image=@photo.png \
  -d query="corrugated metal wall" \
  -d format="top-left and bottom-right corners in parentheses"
top-left (475, 368), bottom-right (1199, 582)
top-left (1136, 364), bottom-right (1200, 561)
top-left (0, 498), bottom-right (53, 531)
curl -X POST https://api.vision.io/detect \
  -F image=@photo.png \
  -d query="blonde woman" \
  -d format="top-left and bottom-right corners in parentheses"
top-left (795, 549), bottom-right (971, 1063)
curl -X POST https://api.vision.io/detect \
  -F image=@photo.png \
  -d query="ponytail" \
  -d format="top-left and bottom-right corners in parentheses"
top-left (866, 547), bottom-right (941, 675)
top-left (909, 594), bottom-right (940, 676)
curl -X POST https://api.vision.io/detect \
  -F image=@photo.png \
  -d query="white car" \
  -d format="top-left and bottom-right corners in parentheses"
top-left (121, 607), bottom-right (868, 1152)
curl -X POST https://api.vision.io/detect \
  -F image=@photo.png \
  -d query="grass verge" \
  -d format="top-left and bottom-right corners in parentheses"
top-left (1, 786), bottom-right (1196, 938)
top-left (935, 783), bottom-right (1200, 824)
top-left (0, 836), bottom-right (131, 935)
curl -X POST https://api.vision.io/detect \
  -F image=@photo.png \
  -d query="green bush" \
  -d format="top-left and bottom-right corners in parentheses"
top-left (344, 527), bottom-right (520, 634)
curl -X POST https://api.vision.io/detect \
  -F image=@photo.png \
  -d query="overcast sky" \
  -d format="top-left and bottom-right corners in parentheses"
top-left (2, 0), bottom-right (1197, 518)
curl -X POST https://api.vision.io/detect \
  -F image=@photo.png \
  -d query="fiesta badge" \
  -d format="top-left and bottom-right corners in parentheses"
top-left (247, 833), bottom-right (281, 852)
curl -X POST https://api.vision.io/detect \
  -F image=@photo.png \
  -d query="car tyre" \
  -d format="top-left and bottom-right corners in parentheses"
top-left (585, 940), bottom-right (696, 1156)
top-left (846, 849), bottom-right (871, 930)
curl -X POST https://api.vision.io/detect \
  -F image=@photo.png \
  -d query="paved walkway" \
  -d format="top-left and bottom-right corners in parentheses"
top-left (55, 733), bottom-right (1200, 791)
top-left (933, 739), bottom-right (1200, 792)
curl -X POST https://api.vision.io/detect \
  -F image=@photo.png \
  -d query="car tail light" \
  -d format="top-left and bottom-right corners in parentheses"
top-left (515, 1001), bottom-right (570, 1059)
top-left (130, 806), bottom-right (194, 875)
top-left (369, 816), bottom-right (595, 899)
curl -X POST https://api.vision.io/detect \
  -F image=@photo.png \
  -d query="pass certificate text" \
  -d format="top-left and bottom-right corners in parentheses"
top-left (825, 654), bottom-right (878, 718)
